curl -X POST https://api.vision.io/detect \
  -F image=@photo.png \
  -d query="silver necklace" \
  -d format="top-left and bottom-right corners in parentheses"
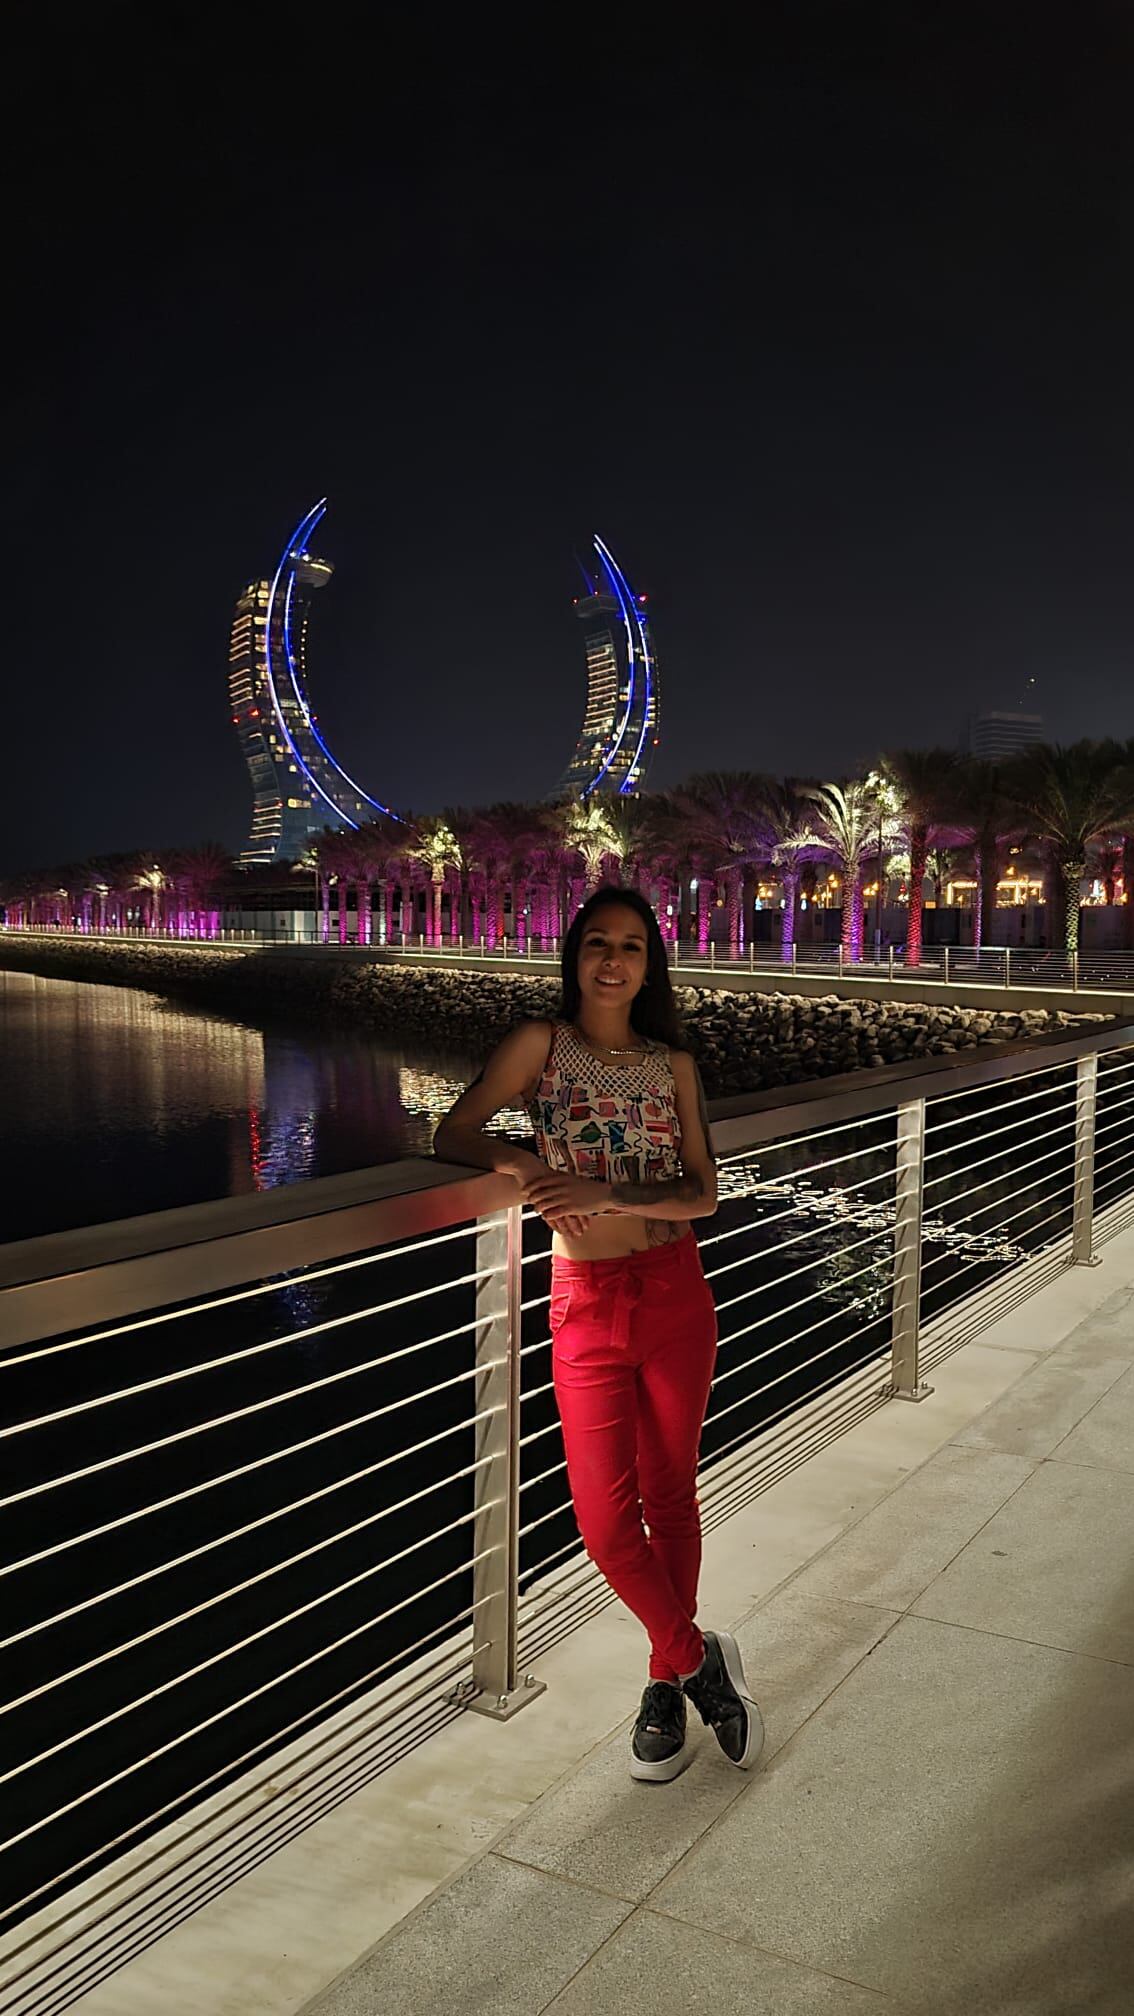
top-left (573, 1023), bottom-right (648, 1058)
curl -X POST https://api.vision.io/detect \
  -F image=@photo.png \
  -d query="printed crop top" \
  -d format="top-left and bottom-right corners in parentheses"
top-left (527, 1021), bottom-right (683, 1186)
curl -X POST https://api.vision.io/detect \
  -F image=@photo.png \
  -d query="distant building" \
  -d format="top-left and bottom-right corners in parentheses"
top-left (558, 536), bottom-right (659, 798)
top-left (229, 500), bottom-right (397, 865)
top-left (966, 711), bottom-right (1046, 763)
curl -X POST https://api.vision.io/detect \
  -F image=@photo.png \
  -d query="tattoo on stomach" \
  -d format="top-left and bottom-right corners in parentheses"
top-left (645, 1219), bottom-right (685, 1247)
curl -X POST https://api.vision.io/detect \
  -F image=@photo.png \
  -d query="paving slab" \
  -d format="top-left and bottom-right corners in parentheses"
top-left (912, 1459), bottom-right (1134, 1663)
top-left (497, 1590), bottom-right (894, 1902)
top-left (1045, 1287), bottom-right (1134, 1365)
top-left (300, 1854), bottom-right (631, 2016)
top-left (775, 1444), bottom-right (1033, 1612)
top-left (1049, 1364), bottom-right (1134, 1474)
top-left (542, 1905), bottom-right (907, 2014)
top-left (949, 1351), bottom-right (1130, 1459)
top-left (653, 1615), bottom-right (1134, 2014)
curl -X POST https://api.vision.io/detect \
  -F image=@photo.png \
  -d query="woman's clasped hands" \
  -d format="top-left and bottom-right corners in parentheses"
top-left (497, 1152), bottom-right (611, 1242)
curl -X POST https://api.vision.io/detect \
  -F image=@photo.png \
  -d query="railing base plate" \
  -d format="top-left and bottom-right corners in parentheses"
top-left (464, 1675), bottom-right (547, 1721)
top-left (881, 1380), bottom-right (935, 1403)
top-left (1073, 1255), bottom-right (1104, 1269)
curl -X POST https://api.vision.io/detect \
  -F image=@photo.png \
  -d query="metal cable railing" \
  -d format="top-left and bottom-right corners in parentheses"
top-left (10, 924), bottom-right (1134, 999)
top-left (3, 1019), bottom-right (1134, 2016)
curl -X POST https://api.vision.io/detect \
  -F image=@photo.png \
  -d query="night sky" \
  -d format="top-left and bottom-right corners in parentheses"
top-left (6, 6), bottom-right (1134, 873)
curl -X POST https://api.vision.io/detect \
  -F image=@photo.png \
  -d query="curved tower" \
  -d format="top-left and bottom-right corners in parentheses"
top-left (229, 501), bottom-right (399, 864)
top-left (558, 536), bottom-right (659, 799)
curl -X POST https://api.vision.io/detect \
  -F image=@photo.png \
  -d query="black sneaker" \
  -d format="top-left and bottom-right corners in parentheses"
top-left (630, 1680), bottom-right (689, 1782)
top-left (683, 1630), bottom-right (764, 1769)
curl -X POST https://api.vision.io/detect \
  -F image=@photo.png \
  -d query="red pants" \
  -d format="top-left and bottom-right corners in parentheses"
top-left (550, 1233), bottom-right (718, 1683)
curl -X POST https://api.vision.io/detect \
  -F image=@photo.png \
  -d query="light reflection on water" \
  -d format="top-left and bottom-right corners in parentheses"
top-left (0, 971), bottom-right (488, 1243)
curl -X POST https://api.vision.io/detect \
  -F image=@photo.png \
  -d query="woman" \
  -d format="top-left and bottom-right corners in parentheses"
top-left (434, 886), bottom-right (763, 1782)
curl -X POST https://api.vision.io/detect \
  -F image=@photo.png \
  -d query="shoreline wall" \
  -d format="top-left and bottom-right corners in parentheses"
top-left (0, 938), bottom-right (1113, 1098)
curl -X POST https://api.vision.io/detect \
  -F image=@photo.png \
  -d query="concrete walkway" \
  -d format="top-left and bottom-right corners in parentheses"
top-left (303, 1281), bottom-right (1134, 2016)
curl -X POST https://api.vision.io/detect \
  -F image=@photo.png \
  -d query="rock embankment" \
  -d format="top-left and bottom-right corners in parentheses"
top-left (0, 938), bottom-right (1113, 1097)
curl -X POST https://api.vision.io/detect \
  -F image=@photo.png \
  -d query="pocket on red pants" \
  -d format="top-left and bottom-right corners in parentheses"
top-left (549, 1279), bottom-right (577, 1332)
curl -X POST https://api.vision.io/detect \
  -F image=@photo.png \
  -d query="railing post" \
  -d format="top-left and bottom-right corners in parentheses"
top-left (1004, 947), bottom-right (1011, 991)
top-left (791, 941), bottom-right (798, 976)
top-left (838, 945), bottom-right (844, 980)
top-left (886, 1098), bottom-right (933, 1401)
top-left (1072, 1053), bottom-right (1102, 1267)
top-left (943, 945), bottom-right (950, 987)
top-left (1072, 950), bottom-right (1079, 993)
top-left (888, 944), bottom-right (895, 983)
top-left (748, 941), bottom-right (754, 971)
top-left (467, 1205), bottom-right (545, 1718)
top-left (710, 941), bottom-right (716, 969)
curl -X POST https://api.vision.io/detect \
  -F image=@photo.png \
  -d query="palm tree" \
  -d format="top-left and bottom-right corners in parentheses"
top-left (950, 762), bottom-right (1018, 951)
top-left (558, 797), bottom-right (620, 893)
top-left (881, 748), bottom-right (960, 967)
top-left (1007, 741), bottom-right (1134, 954)
top-left (409, 816), bottom-right (463, 946)
top-left (758, 780), bottom-right (824, 963)
top-left (173, 841), bottom-right (231, 939)
top-left (669, 772), bottom-right (767, 953)
top-left (311, 828), bottom-right (358, 944)
top-left (805, 779), bottom-right (884, 963)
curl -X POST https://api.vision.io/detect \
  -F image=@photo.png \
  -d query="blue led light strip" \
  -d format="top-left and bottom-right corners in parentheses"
top-left (280, 504), bottom-right (399, 822)
top-left (263, 502), bottom-right (356, 829)
top-left (263, 499), bottom-right (400, 832)
top-left (594, 535), bottom-right (654, 795)
top-left (583, 535), bottom-right (637, 796)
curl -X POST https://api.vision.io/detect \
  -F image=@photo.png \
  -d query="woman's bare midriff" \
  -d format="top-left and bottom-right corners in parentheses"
top-left (550, 1218), bottom-right (693, 1260)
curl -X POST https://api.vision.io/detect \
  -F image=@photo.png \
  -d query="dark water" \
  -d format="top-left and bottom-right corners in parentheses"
top-left (0, 971), bottom-right (495, 1244)
top-left (5, 972), bottom-right (1129, 1932)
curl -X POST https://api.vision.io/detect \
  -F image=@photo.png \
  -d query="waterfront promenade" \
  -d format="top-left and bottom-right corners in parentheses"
top-left (59, 1224), bottom-right (1134, 2016)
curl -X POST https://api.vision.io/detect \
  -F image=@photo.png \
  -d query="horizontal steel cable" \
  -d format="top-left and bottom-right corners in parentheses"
top-left (919, 1200), bottom-right (1072, 1287)
top-left (700, 1346), bottom-right (887, 1494)
top-left (923, 1080), bottom-right (1076, 1145)
top-left (698, 1170), bottom-right (896, 1254)
top-left (701, 1204), bottom-right (895, 1286)
top-left (923, 1058), bottom-right (1076, 1111)
top-left (1, 1400), bottom-right (499, 1584)
top-left (0, 1220), bottom-right (482, 1370)
top-left (921, 1127), bottom-right (1074, 1205)
top-left (517, 1499), bottom-right (576, 1543)
top-left (0, 1622), bottom-right (486, 1932)
top-left (710, 1284), bottom-right (889, 1394)
top-left (517, 1447), bottom-right (568, 1488)
top-left (2, 1274), bottom-right (494, 1440)
top-left (706, 1290), bottom-right (883, 1403)
top-left (706, 1225), bottom-right (891, 1315)
top-left (920, 1088), bottom-right (1065, 1153)
top-left (516, 1403), bottom-right (560, 1435)
top-left (1, 1491), bottom-right (499, 1730)
top-left (919, 1163), bottom-right (1074, 1250)
top-left (0, 1351), bottom-right (505, 1512)
top-left (1, 1446), bottom-right (497, 1656)
top-left (1088, 1106), bottom-right (1134, 1144)
top-left (710, 1241), bottom-right (890, 1333)
top-left (0, 1540), bottom-right (501, 1830)
top-left (1092, 1142), bottom-right (1134, 1190)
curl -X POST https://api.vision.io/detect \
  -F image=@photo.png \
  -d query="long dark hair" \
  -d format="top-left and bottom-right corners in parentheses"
top-left (559, 885), bottom-right (686, 1048)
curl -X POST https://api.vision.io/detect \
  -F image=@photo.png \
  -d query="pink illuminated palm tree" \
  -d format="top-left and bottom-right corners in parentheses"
top-left (758, 782), bottom-right (823, 963)
top-left (670, 772), bottom-right (766, 953)
top-left (881, 749), bottom-right (960, 967)
top-left (805, 780), bottom-right (883, 964)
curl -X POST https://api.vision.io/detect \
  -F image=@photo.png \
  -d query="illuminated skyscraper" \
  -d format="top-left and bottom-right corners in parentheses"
top-left (228, 501), bottom-right (398, 865)
top-left (558, 536), bottom-right (659, 798)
